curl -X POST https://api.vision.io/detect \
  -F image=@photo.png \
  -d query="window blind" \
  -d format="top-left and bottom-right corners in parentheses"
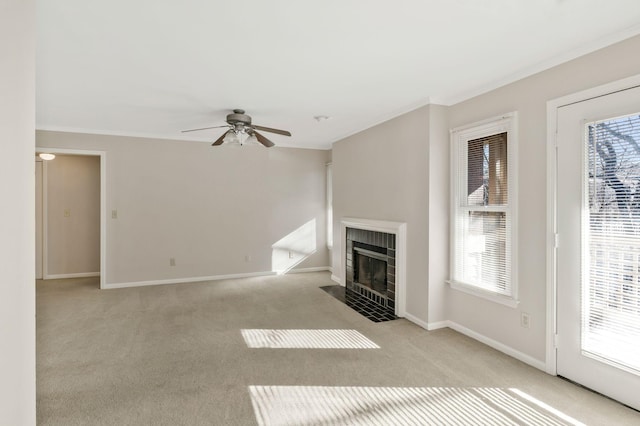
top-left (453, 130), bottom-right (513, 297)
top-left (584, 114), bottom-right (640, 372)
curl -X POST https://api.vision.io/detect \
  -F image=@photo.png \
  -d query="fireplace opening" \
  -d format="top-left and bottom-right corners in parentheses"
top-left (353, 245), bottom-right (387, 295)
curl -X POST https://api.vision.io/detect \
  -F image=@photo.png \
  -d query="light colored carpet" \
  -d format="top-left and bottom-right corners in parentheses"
top-left (36, 272), bottom-right (639, 425)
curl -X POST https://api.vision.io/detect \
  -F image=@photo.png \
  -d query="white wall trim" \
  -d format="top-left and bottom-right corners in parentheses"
top-left (45, 272), bottom-right (100, 280)
top-left (340, 217), bottom-right (407, 317)
top-left (285, 266), bottom-right (331, 274)
top-left (102, 268), bottom-right (330, 290)
top-left (439, 23), bottom-right (640, 106)
top-left (403, 313), bottom-right (430, 330)
top-left (426, 320), bottom-right (449, 331)
top-left (546, 90), bottom-right (560, 376)
top-left (37, 126), bottom-right (330, 151)
top-left (331, 274), bottom-right (342, 285)
top-left (41, 160), bottom-right (49, 281)
top-left (546, 73), bottom-right (640, 376)
top-left (447, 280), bottom-right (520, 308)
top-left (400, 316), bottom-right (546, 370)
top-left (447, 321), bottom-right (547, 372)
top-left (449, 112), bottom-right (519, 305)
top-left (404, 316), bottom-right (449, 332)
top-left (104, 271), bottom-right (278, 289)
top-left (35, 147), bottom-right (107, 289)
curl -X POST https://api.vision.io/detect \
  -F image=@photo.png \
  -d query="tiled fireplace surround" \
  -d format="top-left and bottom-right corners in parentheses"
top-left (346, 228), bottom-right (397, 312)
top-left (341, 218), bottom-right (406, 318)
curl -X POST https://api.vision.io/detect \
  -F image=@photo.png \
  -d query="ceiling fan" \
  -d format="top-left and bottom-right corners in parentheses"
top-left (182, 109), bottom-right (291, 148)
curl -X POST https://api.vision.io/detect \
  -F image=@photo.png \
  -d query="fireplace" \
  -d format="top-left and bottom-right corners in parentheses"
top-left (345, 227), bottom-right (396, 319)
top-left (340, 218), bottom-right (406, 320)
top-left (353, 243), bottom-right (388, 295)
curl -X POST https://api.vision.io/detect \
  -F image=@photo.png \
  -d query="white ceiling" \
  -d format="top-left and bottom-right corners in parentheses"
top-left (36, 1), bottom-right (640, 150)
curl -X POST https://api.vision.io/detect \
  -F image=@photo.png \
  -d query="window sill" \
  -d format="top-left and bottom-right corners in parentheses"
top-left (447, 280), bottom-right (519, 308)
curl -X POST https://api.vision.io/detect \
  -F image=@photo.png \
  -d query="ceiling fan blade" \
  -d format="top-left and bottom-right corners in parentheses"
top-left (252, 125), bottom-right (291, 136)
top-left (212, 130), bottom-right (231, 146)
top-left (253, 131), bottom-right (275, 148)
top-left (182, 125), bottom-right (229, 133)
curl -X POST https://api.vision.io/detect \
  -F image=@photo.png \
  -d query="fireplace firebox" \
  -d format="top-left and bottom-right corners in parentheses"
top-left (353, 243), bottom-right (388, 295)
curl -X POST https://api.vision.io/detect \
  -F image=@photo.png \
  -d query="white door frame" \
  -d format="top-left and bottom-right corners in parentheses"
top-left (35, 159), bottom-right (43, 279)
top-left (36, 147), bottom-right (107, 289)
top-left (546, 73), bottom-right (640, 375)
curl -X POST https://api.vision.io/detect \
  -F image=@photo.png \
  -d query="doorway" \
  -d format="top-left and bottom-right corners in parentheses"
top-left (35, 148), bottom-right (107, 288)
top-left (554, 83), bottom-right (640, 410)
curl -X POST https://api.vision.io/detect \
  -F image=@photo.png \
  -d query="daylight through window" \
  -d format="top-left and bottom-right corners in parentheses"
top-left (450, 114), bottom-right (517, 303)
top-left (583, 114), bottom-right (640, 373)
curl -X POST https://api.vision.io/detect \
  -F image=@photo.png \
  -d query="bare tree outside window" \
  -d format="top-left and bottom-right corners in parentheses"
top-left (585, 114), bottom-right (640, 372)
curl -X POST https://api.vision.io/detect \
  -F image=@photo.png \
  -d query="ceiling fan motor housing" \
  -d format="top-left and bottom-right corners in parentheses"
top-left (227, 109), bottom-right (252, 130)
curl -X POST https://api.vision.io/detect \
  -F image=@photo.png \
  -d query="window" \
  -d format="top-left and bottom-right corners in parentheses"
top-left (450, 113), bottom-right (518, 306)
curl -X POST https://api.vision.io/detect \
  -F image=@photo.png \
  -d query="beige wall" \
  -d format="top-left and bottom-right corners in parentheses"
top-left (332, 34), bottom-right (640, 364)
top-left (0, 0), bottom-right (36, 423)
top-left (426, 105), bottom-right (450, 325)
top-left (46, 155), bottom-right (100, 276)
top-left (447, 34), bottom-right (640, 363)
top-left (332, 105), bottom-right (450, 326)
top-left (332, 106), bottom-right (432, 322)
top-left (37, 131), bottom-right (330, 285)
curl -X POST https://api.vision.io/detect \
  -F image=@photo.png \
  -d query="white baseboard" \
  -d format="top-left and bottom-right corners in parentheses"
top-left (399, 313), bottom-right (448, 331)
top-left (45, 272), bottom-right (100, 280)
top-left (426, 320), bottom-right (449, 331)
top-left (330, 274), bottom-right (342, 285)
top-left (446, 320), bottom-right (547, 372)
top-left (399, 315), bottom-right (546, 371)
top-left (102, 268), bottom-right (331, 290)
top-left (103, 270), bottom-right (277, 289)
top-left (403, 312), bottom-right (430, 330)
top-left (285, 266), bottom-right (331, 274)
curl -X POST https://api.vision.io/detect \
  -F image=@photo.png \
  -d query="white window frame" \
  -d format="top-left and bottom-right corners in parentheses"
top-left (449, 112), bottom-right (519, 308)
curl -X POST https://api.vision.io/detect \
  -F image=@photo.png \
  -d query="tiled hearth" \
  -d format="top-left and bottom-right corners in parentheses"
top-left (320, 285), bottom-right (397, 322)
top-left (345, 289), bottom-right (398, 322)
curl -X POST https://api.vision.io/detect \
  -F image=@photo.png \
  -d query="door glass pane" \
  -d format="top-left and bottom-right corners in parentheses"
top-left (585, 114), bottom-right (640, 373)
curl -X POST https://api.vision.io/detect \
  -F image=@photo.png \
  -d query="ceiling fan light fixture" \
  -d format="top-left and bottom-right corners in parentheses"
top-left (223, 131), bottom-right (239, 145)
top-left (38, 153), bottom-right (56, 160)
top-left (244, 134), bottom-right (259, 146)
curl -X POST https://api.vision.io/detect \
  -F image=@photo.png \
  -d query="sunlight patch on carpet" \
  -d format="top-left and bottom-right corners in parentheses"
top-left (241, 329), bottom-right (380, 349)
top-left (249, 386), bottom-right (585, 426)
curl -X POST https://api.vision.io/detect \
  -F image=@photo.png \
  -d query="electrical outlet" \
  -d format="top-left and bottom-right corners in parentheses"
top-left (245, 255), bottom-right (252, 262)
top-left (64, 209), bottom-right (71, 217)
top-left (170, 258), bottom-right (176, 266)
top-left (111, 209), bottom-right (118, 219)
top-left (288, 251), bottom-right (295, 259)
top-left (520, 312), bottom-right (530, 329)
